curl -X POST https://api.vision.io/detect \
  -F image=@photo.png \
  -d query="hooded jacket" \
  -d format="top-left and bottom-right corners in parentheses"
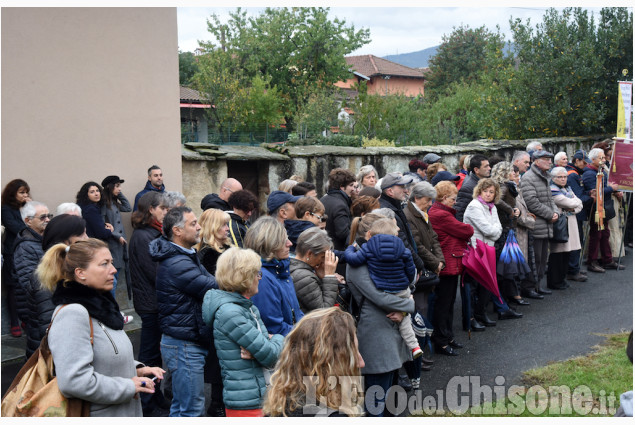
top-left (284, 219), bottom-right (315, 253)
top-left (202, 290), bottom-right (284, 410)
top-left (200, 193), bottom-right (231, 212)
top-left (228, 212), bottom-right (249, 248)
top-left (133, 181), bottom-right (165, 211)
top-left (343, 233), bottom-right (416, 292)
top-left (149, 236), bottom-right (217, 344)
top-left (128, 225), bottom-right (161, 314)
top-left (320, 189), bottom-right (352, 251)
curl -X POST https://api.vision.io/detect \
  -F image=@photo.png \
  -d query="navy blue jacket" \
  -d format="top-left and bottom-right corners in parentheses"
top-left (344, 234), bottom-right (416, 292)
top-left (133, 181), bottom-right (165, 211)
top-left (80, 202), bottom-right (114, 241)
top-left (129, 225), bottom-right (161, 314)
top-left (149, 236), bottom-right (218, 344)
top-left (566, 163), bottom-right (592, 222)
top-left (581, 165), bottom-right (616, 222)
top-left (250, 258), bottom-right (304, 336)
top-left (284, 219), bottom-right (315, 253)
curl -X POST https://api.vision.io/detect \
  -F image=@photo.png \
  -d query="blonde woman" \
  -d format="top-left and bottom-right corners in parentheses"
top-left (202, 247), bottom-right (284, 417)
top-left (195, 208), bottom-right (231, 275)
top-left (263, 307), bottom-right (364, 417)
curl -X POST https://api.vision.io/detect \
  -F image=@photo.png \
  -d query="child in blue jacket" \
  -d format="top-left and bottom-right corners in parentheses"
top-left (344, 218), bottom-right (422, 358)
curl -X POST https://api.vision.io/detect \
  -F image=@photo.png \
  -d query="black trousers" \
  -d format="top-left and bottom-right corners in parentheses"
top-left (431, 275), bottom-right (459, 347)
top-left (547, 251), bottom-right (569, 287)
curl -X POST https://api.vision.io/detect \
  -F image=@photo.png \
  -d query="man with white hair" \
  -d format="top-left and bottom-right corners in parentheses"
top-left (12, 201), bottom-right (52, 341)
top-left (554, 152), bottom-right (569, 168)
top-left (581, 148), bottom-right (624, 272)
top-left (512, 151), bottom-right (531, 176)
top-left (526, 141), bottom-right (543, 153)
top-left (55, 202), bottom-right (82, 216)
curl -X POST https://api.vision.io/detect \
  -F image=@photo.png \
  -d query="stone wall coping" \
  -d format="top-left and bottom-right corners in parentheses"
top-left (182, 135), bottom-right (608, 161)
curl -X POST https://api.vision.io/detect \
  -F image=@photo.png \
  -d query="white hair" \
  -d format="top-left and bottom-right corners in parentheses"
top-left (56, 202), bottom-right (82, 216)
top-left (20, 201), bottom-right (47, 221)
top-left (550, 167), bottom-right (568, 178)
top-left (588, 148), bottom-right (604, 161)
top-left (371, 208), bottom-right (395, 219)
top-left (554, 152), bottom-right (568, 163)
top-left (526, 141), bottom-right (543, 152)
top-left (164, 191), bottom-right (187, 209)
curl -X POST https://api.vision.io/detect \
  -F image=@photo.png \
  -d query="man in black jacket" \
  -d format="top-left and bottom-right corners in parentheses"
top-left (321, 168), bottom-right (356, 251)
top-left (454, 154), bottom-right (490, 222)
top-left (200, 178), bottom-right (242, 211)
top-left (378, 173), bottom-right (425, 275)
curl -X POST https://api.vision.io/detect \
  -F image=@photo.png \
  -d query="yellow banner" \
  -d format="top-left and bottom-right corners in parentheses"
top-left (616, 82), bottom-right (632, 139)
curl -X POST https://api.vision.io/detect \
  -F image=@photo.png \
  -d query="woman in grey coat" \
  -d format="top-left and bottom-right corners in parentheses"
top-left (100, 175), bottom-right (132, 303)
top-left (346, 213), bottom-right (415, 417)
top-left (289, 227), bottom-right (340, 314)
top-left (36, 238), bottom-right (164, 417)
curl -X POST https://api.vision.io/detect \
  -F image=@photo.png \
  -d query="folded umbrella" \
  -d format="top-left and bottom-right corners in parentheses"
top-left (497, 229), bottom-right (531, 281)
top-left (463, 239), bottom-right (503, 304)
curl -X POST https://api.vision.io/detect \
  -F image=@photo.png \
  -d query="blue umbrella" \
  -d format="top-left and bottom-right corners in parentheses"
top-left (497, 229), bottom-right (531, 281)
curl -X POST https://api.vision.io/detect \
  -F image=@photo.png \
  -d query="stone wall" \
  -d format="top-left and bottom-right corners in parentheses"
top-left (183, 135), bottom-right (609, 216)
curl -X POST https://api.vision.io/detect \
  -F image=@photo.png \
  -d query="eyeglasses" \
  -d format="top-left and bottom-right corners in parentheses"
top-left (223, 187), bottom-right (235, 193)
top-left (29, 214), bottom-right (53, 221)
top-left (310, 212), bottom-right (328, 222)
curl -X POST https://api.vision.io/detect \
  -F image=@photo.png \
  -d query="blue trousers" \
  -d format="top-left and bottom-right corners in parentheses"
top-left (363, 370), bottom-right (396, 417)
top-left (160, 334), bottom-right (208, 417)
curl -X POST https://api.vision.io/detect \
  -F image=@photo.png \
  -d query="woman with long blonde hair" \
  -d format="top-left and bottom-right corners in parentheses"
top-left (195, 208), bottom-right (231, 275)
top-left (263, 307), bottom-right (364, 417)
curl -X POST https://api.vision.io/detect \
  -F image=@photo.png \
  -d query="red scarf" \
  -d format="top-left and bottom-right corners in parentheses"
top-left (150, 218), bottom-right (163, 233)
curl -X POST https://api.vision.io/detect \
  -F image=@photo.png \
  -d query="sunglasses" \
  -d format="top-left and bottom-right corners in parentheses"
top-left (29, 213), bottom-right (54, 221)
top-left (310, 212), bottom-right (328, 223)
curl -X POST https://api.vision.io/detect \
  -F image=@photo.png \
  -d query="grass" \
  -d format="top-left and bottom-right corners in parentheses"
top-left (412, 332), bottom-right (633, 417)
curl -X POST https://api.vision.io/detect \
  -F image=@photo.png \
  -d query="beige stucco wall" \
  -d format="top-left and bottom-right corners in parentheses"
top-left (1, 7), bottom-right (181, 214)
top-left (336, 76), bottom-right (425, 97)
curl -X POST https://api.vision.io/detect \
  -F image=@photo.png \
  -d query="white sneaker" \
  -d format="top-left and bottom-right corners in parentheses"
top-left (121, 312), bottom-right (133, 325)
top-left (410, 378), bottom-right (420, 390)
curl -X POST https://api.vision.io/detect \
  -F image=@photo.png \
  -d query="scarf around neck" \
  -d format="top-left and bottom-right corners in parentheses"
top-left (150, 218), bottom-right (163, 233)
top-left (477, 196), bottom-right (495, 214)
top-left (52, 280), bottom-right (123, 330)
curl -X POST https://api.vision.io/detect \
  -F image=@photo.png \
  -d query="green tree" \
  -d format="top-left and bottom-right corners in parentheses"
top-left (179, 50), bottom-right (199, 86)
top-left (426, 25), bottom-right (506, 100)
top-left (196, 7), bottom-right (370, 128)
top-left (293, 90), bottom-right (341, 138)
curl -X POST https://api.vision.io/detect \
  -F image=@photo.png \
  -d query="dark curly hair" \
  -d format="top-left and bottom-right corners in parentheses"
top-left (1, 179), bottom-right (30, 209)
top-left (328, 168), bottom-right (355, 191)
top-left (76, 181), bottom-right (103, 207)
top-left (228, 189), bottom-right (258, 213)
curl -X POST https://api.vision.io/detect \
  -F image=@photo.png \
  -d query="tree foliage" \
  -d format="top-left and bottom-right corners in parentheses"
top-left (179, 51), bottom-right (199, 86)
top-left (194, 7), bottom-right (370, 129)
top-left (426, 25), bottom-right (506, 100)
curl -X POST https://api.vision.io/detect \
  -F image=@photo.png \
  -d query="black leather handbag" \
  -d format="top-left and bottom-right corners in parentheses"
top-left (550, 213), bottom-right (569, 243)
top-left (414, 268), bottom-right (440, 291)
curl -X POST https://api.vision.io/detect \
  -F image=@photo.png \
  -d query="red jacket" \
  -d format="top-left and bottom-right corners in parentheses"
top-left (428, 201), bottom-right (474, 276)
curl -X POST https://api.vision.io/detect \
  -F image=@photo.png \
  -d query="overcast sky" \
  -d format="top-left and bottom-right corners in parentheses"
top-left (177, 4), bottom-right (620, 57)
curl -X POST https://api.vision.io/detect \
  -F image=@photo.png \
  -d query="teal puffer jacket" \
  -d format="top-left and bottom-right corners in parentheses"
top-left (202, 289), bottom-right (285, 410)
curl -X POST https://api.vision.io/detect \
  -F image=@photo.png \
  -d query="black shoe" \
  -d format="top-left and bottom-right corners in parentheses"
top-left (421, 356), bottom-right (434, 365)
top-left (474, 314), bottom-right (496, 327)
top-left (603, 261), bottom-right (625, 270)
top-left (398, 374), bottom-right (413, 391)
top-left (436, 345), bottom-right (459, 356)
top-left (547, 283), bottom-right (567, 290)
top-left (498, 309), bottom-right (523, 320)
top-left (536, 288), bottom-right (552, 295)
top-left (449, 339), bottom-right (463, 349)
top-left (509, 297), bottom-right (530, 306)
top-left (468, 318), bottom-right (486, 332)
top-left (521, 289), bottom-right (544, 300)
top-left (207, 403), bottom-right (226, 417)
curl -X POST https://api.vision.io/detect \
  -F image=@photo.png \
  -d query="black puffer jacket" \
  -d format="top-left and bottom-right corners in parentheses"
top-left (454, 172), bottom-right (479, 222)
top-left (378, 193), bottom-right (426, 273)
top-left (13, 227), bottom-right (53, 357)
top-left (200, 193), bottom-right (231, 212)
top-left (128, 225), bottom-right (161, 314)
top-left (150, 236), bottom-right (218, 344)
top-left (228, 212), bottom-right (249, 248)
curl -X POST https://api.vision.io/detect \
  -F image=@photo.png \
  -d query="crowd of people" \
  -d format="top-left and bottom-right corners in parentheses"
top-left (1, 138), bottom-right (631, 417)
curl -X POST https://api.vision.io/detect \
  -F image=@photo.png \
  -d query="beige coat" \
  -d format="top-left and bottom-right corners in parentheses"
top-left (550, 187), bottom-right (583, 253)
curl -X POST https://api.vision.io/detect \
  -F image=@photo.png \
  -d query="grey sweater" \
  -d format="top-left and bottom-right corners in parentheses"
top-left (48, 304), bottom-right (142, 417)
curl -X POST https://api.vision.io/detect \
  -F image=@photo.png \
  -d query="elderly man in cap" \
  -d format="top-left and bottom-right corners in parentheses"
top-left (379, 173), bottom-right (426, 275)
top-left (564, 150), bottom-right (594, 281)
top-left (267, 190), bottom-right (300, 224)
top-left (423, 153), bottom-right (442, 165)
top-left (520, 150), bottom-right (559, 295)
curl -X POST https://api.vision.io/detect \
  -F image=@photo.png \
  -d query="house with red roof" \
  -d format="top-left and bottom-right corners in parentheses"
top-left (335, 54), bottom-right (425, 97)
